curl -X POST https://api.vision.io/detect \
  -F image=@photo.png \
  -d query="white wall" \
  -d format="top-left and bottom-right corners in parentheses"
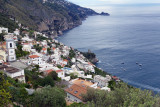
top-left (6, 69), bottom-right (25, 83)
top-left (57, 71), bottom-right (65, 78)
top-left (0, 27), bottom-right (8, 34)
top-left (67, 93), bottom-right (82, 103)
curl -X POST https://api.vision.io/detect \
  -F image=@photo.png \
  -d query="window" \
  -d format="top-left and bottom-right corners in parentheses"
top-left (74, 99), bottom-right (77, 102)
top-left (10, 43), bottom-right (12, 48)
top-left (81, 81), bottom-right (84, 84)
top-left (68, 96), bottom-right (70, 98)
top-left (10, 51), bottom-right (13, 53)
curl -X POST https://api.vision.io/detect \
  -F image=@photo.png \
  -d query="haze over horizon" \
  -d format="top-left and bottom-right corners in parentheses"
top-left (68, 0), bottom-right (160, 13)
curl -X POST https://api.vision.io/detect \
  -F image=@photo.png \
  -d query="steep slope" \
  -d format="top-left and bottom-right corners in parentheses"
top-left (0, 0), bottom-right (98, 36)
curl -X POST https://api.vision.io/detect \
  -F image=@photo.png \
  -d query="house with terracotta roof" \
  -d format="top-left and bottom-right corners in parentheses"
top-left (65, 78), bottom-right (99, 103)
top-left (41, 48), bottom-right (47, 54)
top-left (65, 84), bottom-right (87, 103)
top-left (28, 55), bottom-right (45, 66)
top-left (55, 69), bottom-right (65, 79)
top-left (45, 69), bottom-right (53, 74)
top-left (43, 67), bottom-right (65, 79)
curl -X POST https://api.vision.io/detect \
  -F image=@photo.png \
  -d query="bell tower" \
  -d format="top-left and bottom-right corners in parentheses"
top-left (6, 38), bottom-right (16, 62)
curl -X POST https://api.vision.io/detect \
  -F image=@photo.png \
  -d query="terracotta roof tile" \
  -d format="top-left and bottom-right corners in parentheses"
top-left (42, 48), bottom-right (47, 51)
top-left (45, 69), bottom-right (53, 74)
top-left (65, 84), bottom-right (87, 100)
top-left (56, 70), bottom-right (63, 73)
top-left (52, 47), bottom-right (56, 50)
top-left (72, 79), bottom-right (94, 87)
top-left (29, 55), bottom-right (40, 58)
top-left (63, 59), bottom-right (68, 62)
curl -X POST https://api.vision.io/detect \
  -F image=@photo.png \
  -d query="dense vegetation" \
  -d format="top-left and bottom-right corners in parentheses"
top-left (81, 50), bottom-right (98, 63)
top-left (0, 13), bottom-right (18, 32)
top-left (25, 69), bottom-right (56, 89)
top-left (82, 83), bottom-right (160, 107)
top-left (33, 44), bottom-right (42, 53)
top-left (81, 51), bottom-right (96, 60)
top-left (15, 43), bottom-right (30, 59)
top-left (0, 0), bottom-right (97, 35)
top-left (33, 86), bottom-right (66, 107)
top-left (0, 33), bottom-right (5, 42)
top-left (0, 72), bottom-right (12, 106)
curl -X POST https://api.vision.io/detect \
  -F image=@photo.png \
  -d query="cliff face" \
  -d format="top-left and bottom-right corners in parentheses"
top-left (0, 0), bottom-right (98, 37)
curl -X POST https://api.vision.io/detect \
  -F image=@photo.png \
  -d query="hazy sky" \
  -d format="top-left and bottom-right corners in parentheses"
top-left (68, 0), bottom-right (160, 13)
top-left (68, 0), bottom-right (160, 5)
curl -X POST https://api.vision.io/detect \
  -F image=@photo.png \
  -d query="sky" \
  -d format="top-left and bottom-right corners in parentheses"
top-left (68, 0), bottom-right (160, 13)
top-left (68, 0), bottom-right (160, 5)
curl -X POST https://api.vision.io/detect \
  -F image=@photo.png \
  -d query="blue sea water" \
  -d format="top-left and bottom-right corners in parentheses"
top-left (58, 4), bottom-right (160, 93)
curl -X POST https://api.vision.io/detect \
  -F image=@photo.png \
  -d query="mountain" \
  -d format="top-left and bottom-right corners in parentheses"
top-left (0, 0), bottom-right (98, 37)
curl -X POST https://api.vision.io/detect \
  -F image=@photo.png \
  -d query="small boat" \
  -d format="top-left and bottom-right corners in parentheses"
top-left (139, 64), bottom-right (142, 66)
top-left (121, 62), bottom-right (124, 64)
top-left (136, 62), bottom-right (139, 64)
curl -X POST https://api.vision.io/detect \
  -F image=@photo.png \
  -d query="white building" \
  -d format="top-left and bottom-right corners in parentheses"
top-left (14, 29), bottom-right (20, 35)
top-left (21, 36), bottom-right (33, 42)
top-left (28, 55), bottom-right (45, 66)
top-left (0, 65), bottom-right (25, 83)
top-left (55, 69), bottom-right (65, 79)
top-left (22, 43), bottom-right (32, 52)
top-left (94, 75), bottom-right (111, 88)
top-left (6, 38), bottom-right (16, 62)
top-left (0, 27), bottom-right (8, 34)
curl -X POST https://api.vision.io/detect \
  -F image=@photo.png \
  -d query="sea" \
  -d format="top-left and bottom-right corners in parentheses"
top-left (58, 4), bottom-right (160, 93)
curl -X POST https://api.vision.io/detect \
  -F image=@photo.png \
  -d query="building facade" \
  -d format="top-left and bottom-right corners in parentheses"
top-left (6, 39), bottom-right (16, 62)
top-left (94, 75), bottom-right (111, 87)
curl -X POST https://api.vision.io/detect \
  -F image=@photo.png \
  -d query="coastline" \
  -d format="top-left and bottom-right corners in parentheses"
top-left (56, 15), bottom-right (159, 93)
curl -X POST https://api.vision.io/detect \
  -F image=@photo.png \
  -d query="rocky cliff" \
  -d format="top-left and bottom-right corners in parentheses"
top-left (0, 0), bottom-right (98, 37)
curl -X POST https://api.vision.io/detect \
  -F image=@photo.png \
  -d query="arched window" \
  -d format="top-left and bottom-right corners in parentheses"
top-left (10, 43), bottom-right (12, 48)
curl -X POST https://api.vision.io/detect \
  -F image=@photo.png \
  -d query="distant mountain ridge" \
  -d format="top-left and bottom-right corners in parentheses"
top-left (0, 0), bottom-right (98, 37)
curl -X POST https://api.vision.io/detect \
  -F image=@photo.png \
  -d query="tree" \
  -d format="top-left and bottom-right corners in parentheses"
top-left (49, 71), bottom-right (58, 80)
top-left (40, 76), bottom-right (55, 87)
top-left (108, 80), bottom-right (116, 90)
top-left (32, 86), bottom-right (66, 107)
top-left (82, 82), bottom-right (160, 107)
top-left (16, 43), bottom-right (30, 58)
top-left (0, 72), bottom-right (12, 106)
top-left (0, 33), bottom-right (5, 42)
top-left (68, 102), bottom-right (86, 107)
top-left (70, 73), bottom-right (78, 79)
top-left (10, 87), bottom-right (28, 106)
top-left (33, 44), bottom-right (42, 52)
top-left (47, 48), bottom-right (53, 55)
